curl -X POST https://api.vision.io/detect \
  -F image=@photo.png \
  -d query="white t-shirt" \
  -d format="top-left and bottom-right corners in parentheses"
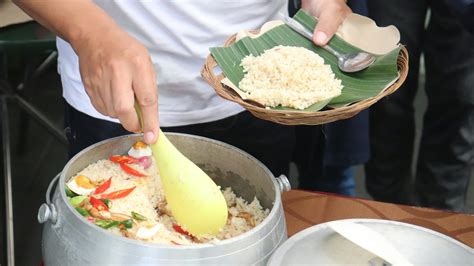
top-left (57, 0), bottom-right (287, 127)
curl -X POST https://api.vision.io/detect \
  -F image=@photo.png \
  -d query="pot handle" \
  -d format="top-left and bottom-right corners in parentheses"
top-left (275, 174), bottom-right (291, 193)
top-left (38, 173), bottom-right (60, 224)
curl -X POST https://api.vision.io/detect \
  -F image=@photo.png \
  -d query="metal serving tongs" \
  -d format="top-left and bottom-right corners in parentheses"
top-left (280, 12), bottom-right (375, 72)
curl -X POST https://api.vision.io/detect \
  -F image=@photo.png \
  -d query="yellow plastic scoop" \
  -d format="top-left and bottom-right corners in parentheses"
top-left (136, 108), bottom-right (228, 236)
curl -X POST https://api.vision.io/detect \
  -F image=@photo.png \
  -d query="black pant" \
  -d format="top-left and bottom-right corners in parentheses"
top-left (64, 104), bottom-right (295, 177)
top-left (365, 0), bottom-right (474, 211)
top-left (293, 110), bottom-right (369, 194)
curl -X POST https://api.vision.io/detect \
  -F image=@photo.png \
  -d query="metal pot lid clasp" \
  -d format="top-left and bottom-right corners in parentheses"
top-left (38, 203), bottom-right (57, 224)
top-left (38, 173), bottom-right (60, 224)
top-left (275, 175), bottom-right (291, 193)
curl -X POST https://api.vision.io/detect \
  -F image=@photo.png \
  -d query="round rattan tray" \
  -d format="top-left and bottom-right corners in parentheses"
top-left (201, 34), bottom-right (409, 126)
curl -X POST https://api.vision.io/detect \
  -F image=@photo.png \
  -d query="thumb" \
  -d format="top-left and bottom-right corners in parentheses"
top-left (133, 63), bottom-right (159, 145)
top-left (134, 98), bottom-right (159, 145)
top-left (313, 7), bottom-right (350, 46)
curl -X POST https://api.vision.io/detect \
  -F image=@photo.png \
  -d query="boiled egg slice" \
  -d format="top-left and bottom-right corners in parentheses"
top-left (66, 175), bottom-right (96, 196)
top-left (136, 223), bottom-right (163, 240)
top-left (128, 141), bottom-right (152, 158)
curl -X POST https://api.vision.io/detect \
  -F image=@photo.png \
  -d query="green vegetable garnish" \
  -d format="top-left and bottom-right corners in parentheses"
top-left (121, 219), bottom-right (133, 229)
top-left (95, 219), bottom-right (119, 229)
top-left (65, 187), bottom-right (78, 198)
top-left (70, 196), bottom-right (87, 207)
top-left (75, 207), bottom-right (90, 217)
top-left (101, 198), bottom-right (113, 209)
top-left (131, 211), bottom-right (147, 221)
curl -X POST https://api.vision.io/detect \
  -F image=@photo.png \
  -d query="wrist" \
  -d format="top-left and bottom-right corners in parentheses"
top-left (69, 19), bottom-right (119, 54)
top-left (302, 0), bottom-right (347, 9)
top-left (61, 3), bottom-right (120, 53)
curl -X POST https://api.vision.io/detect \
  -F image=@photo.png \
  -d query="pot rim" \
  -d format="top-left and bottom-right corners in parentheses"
top-left (58, 133), bottom-right (283, 250)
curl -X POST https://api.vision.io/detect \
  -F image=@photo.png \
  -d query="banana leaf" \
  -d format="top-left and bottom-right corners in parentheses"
top-left (210, 9), bottom-right (401, 111)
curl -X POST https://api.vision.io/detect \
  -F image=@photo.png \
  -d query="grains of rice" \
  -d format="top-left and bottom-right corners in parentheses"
top-left (238, 45), bottom-right (343, 110)
top-left (77, 159), bottom-right (163, 221)
top-left (71, 158), bottom-right (269, 245)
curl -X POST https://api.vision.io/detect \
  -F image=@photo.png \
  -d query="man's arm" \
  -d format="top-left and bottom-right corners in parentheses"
top-left (14, 0), bottom-right (159, 144)
top-left (301, 0), bottom-right (352, 45)
top-left (14, 0), bottom-right (113, 46)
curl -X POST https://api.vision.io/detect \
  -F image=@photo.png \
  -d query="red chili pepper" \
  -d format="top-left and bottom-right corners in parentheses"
top-left (89, 196), bottom-right (109, 211)
top-left (173, 224), bottom-right (192, 237)
top-left (101, 187), bottom-right (136, 200)
top-left (109, 155), bottom-right (139, 164)
top-left (94, 177), bottom-right (112, 194)
top-left (120, 163), bottom-right (147, 177)
top-left (170, 241), bottom-right (181, 245)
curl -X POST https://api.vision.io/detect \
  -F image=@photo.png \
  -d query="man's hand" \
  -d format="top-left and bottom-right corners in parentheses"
top-left (302, 0), bottom-right (352, 45)
top-left (13, 0), bottom-right (159, 144)
top-left (73, 26), bottom-right (158, 144)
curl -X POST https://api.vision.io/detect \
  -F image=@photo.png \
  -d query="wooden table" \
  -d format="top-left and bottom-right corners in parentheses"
top-left (283, 190), bottom-right (474, 248)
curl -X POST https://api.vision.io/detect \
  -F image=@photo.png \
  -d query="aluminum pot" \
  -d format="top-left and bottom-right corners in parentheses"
top-left (38, 133), bottom-right (291, 265)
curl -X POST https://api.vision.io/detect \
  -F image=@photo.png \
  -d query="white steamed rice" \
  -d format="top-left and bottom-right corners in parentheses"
top-left (238, 45), bottom-right (343, 110)
top-left (71, 157), bottom-right (269, 245)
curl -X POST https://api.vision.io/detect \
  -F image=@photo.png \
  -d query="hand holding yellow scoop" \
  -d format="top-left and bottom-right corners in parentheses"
top-left (136, 107), bottom-right (228, 236)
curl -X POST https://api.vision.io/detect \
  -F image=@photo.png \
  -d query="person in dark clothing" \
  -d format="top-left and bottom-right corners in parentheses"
top-left (365, 0), bottom-right (474, 211)
top-left (293, 113), bottom-right (369, 196)
top-left (290, 0), bottom-right (370, 196)
top-left (445, 0), bottom-right (474, 33)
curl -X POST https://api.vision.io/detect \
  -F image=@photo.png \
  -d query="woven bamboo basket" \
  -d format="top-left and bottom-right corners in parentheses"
top-left (201, 34), bottom-right (409, 125)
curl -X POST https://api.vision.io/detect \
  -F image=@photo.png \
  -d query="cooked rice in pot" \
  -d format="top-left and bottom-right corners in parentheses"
top-left (66, 144), bottom-right (269, 246)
